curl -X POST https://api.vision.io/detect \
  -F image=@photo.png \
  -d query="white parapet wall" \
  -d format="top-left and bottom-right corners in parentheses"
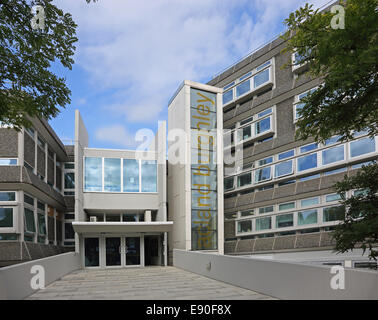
top-left (173, 249), bottom-right (378, 300)
top-left (0, 252), bottom-right (81, 300)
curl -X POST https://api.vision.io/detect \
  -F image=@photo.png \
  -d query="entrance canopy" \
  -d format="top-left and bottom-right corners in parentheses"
top-left (72, 221), bottom-right (173, 234)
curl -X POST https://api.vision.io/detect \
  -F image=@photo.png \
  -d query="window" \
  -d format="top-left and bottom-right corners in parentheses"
top-left (326, 194), bottom-right (342, 202)
top-left (256, 61), bottom-right (271, 71)
top-left (297, 153), bottom-right (317, 172)
top-left (141, 160), bottom-right (157, 192)
top-left (224, 177), bottom-right (234, 191)
top-left (238, 220), bottom-right (252, 233)
top-left (325, 136), bottom-right (341, 146)
top-left (239, 72), bottom-right (252, 81)
top-left (323, 206), bottom-right (345, 222)
top-left (37, 213), bottom-right (46, 236)
top-left (123, 159), bottom-right (139, 192)
top-left (278, 150), bottom-right (294, 160)
top-left (0, 192), bottom-right (15, 202)
top-left (64, 172), bottom-right (75, 190)
top-left (255, 166), bottom-right (271, 183)
top-left (37, 201), bottom-right (45, 212)
top-left (354, 189), bottom-right (368, 197)
top-left (258, 157), bottom-right (273, 166)
top-left (294, 89), bottom-right (316, 120)
top-left (275, 160), bottom-right (293, 178)
top-left (25, 127), bottom-right (35, 138)
top-left (322, 145), bottom-right (345, 165)
top-left (37, 137), bottom-right (45, 149)
top-left (237, 125), bottom-right (251, 142)
top-left (298, 209), bottom-right (318, 225)
top-left (24, 208), bottom-right (36, 233)
top-left (65, 213), bottom-right (75, 220)
top-left (223, 82), bottom-right (235, 91)
top-left (84, 157), bottom-right (102, 191)
top-left (258, 184), bottom-right (273, 191)
top-left (301, 197), bottom-right (319, 207)
top-left (258, 108), bottom-right (272, 118)
top-left (64, 163), bottom-right (74, 169)
top-left (0, 208), bottom-right (13, 228)
top-left (254, 68), bottom-right (270, 88)
top-left (300, 143), bottom-right (318, 153)
top-left (255, 117), bottom-right (271, 135)
top-left (299, 173), bottom-right (320, 181)
top-left (0, 234), bottom-right (17, 240)
top-left (48, 149), bottom-right (54, 160)
top-left (236, 79), bottom-right (250, 97)
top-left (237, 172), bottom-right (252, 187)
top-left (104, 158), bottom-right (121, 192)
top-left (256, 217), bottom-right (271, 231)
top-left (106, 214), bottom-right (121, 222)
top-left (240, 209), bottom-right (254, 217)
top-left (24, 194), bottom-right (34, 206)
top-left (259, 206), bottom-right (274, 214)
top-left (223, 90), bottom-right (233, 105)
top-left (240, 116), bottom-right (253, 126)
top-left (279, 202), bottom-right (295, 211)
top-left (350, 137), bottom-right (376, 158)
top-left (276, 214), bottom-right (293, 228)
top-left (292, 51), bottom-right (304, 67)
top-left (278, 180), bottom-right (295, 186)
top-left (242, 162), bottom-right (253, 170)
top-left (0, 159), bottom-right (17, 165)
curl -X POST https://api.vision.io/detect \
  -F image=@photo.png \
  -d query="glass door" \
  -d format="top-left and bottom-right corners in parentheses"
top-left (125, 237), bottom-right (140, 266)
top-left (84, 238), bottom-right (100, 267)
top-left (105, 237), bottom-right (121, 267)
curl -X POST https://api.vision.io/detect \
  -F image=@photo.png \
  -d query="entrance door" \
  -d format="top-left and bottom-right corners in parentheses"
top-left (104, 236), bottom-right (141, 267)
top-left (125, 237), bottom-right (140, 266)
top-left (105, 237), bottom-right (121, 267)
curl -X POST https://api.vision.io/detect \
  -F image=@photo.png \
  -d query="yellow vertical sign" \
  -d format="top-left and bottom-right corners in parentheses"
top-left (190, 88), bottom-right (217, 250)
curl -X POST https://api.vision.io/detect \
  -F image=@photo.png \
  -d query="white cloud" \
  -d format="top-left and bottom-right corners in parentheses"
top-left (95, 125), bottom-right (140, 149)
top-left (56, 0), bottom-right (330, 146)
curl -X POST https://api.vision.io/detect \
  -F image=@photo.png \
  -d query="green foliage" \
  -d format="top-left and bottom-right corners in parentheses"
top-left (282, 0), bottom-right (378, 143)
top-left (333, 162), bottom-right (378, 260)
top-left (283, 0), bottom-right (378, 259)
top-left (0, 0), bottom-right (78, 130)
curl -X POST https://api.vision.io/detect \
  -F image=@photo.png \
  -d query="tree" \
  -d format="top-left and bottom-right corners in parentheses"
top-left (282, 0), bottom-right (377, 143)
top-left (0, 0), bottom-right (78, 130)
top-left (282, 0), bottom-right (378, 259)
top-left (333, 162), bottom-right (378, 260)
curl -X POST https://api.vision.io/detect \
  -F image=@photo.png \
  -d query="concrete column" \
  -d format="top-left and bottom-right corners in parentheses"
top-left (53, 209), bottom-right (57, 246)
top-left (140, 234), bottom-right (145, 267)
top-left (164, 232), bottom-right (168, 266)
top-left (145, 210), bottom-right (152, 222)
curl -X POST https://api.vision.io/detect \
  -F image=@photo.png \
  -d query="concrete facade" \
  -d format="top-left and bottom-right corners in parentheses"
top-left (0, 117), bottom-right (75, 267)
top-left (206, 31), bottom-right (378, 256)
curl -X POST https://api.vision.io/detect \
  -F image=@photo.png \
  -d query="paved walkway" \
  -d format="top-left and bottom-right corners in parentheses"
top-left (26, 266), bottom-right (275, 300)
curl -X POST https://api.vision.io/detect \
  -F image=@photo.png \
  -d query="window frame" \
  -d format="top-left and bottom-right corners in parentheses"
top-left (84, 157), bottom-right (158, 194)
top-left (222, 59), bottom-right (274, 107)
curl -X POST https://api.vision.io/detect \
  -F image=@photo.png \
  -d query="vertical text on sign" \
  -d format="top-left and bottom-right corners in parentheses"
top-left (190, 88), bottom-right (218, 250)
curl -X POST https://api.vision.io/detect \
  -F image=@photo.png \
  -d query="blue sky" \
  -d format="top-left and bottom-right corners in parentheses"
top-left (50, 0), bottom-right (328, 149)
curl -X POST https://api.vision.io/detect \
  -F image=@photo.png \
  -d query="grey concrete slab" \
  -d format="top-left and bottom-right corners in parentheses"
top-left (26, 266), bottom-right (275, 300)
